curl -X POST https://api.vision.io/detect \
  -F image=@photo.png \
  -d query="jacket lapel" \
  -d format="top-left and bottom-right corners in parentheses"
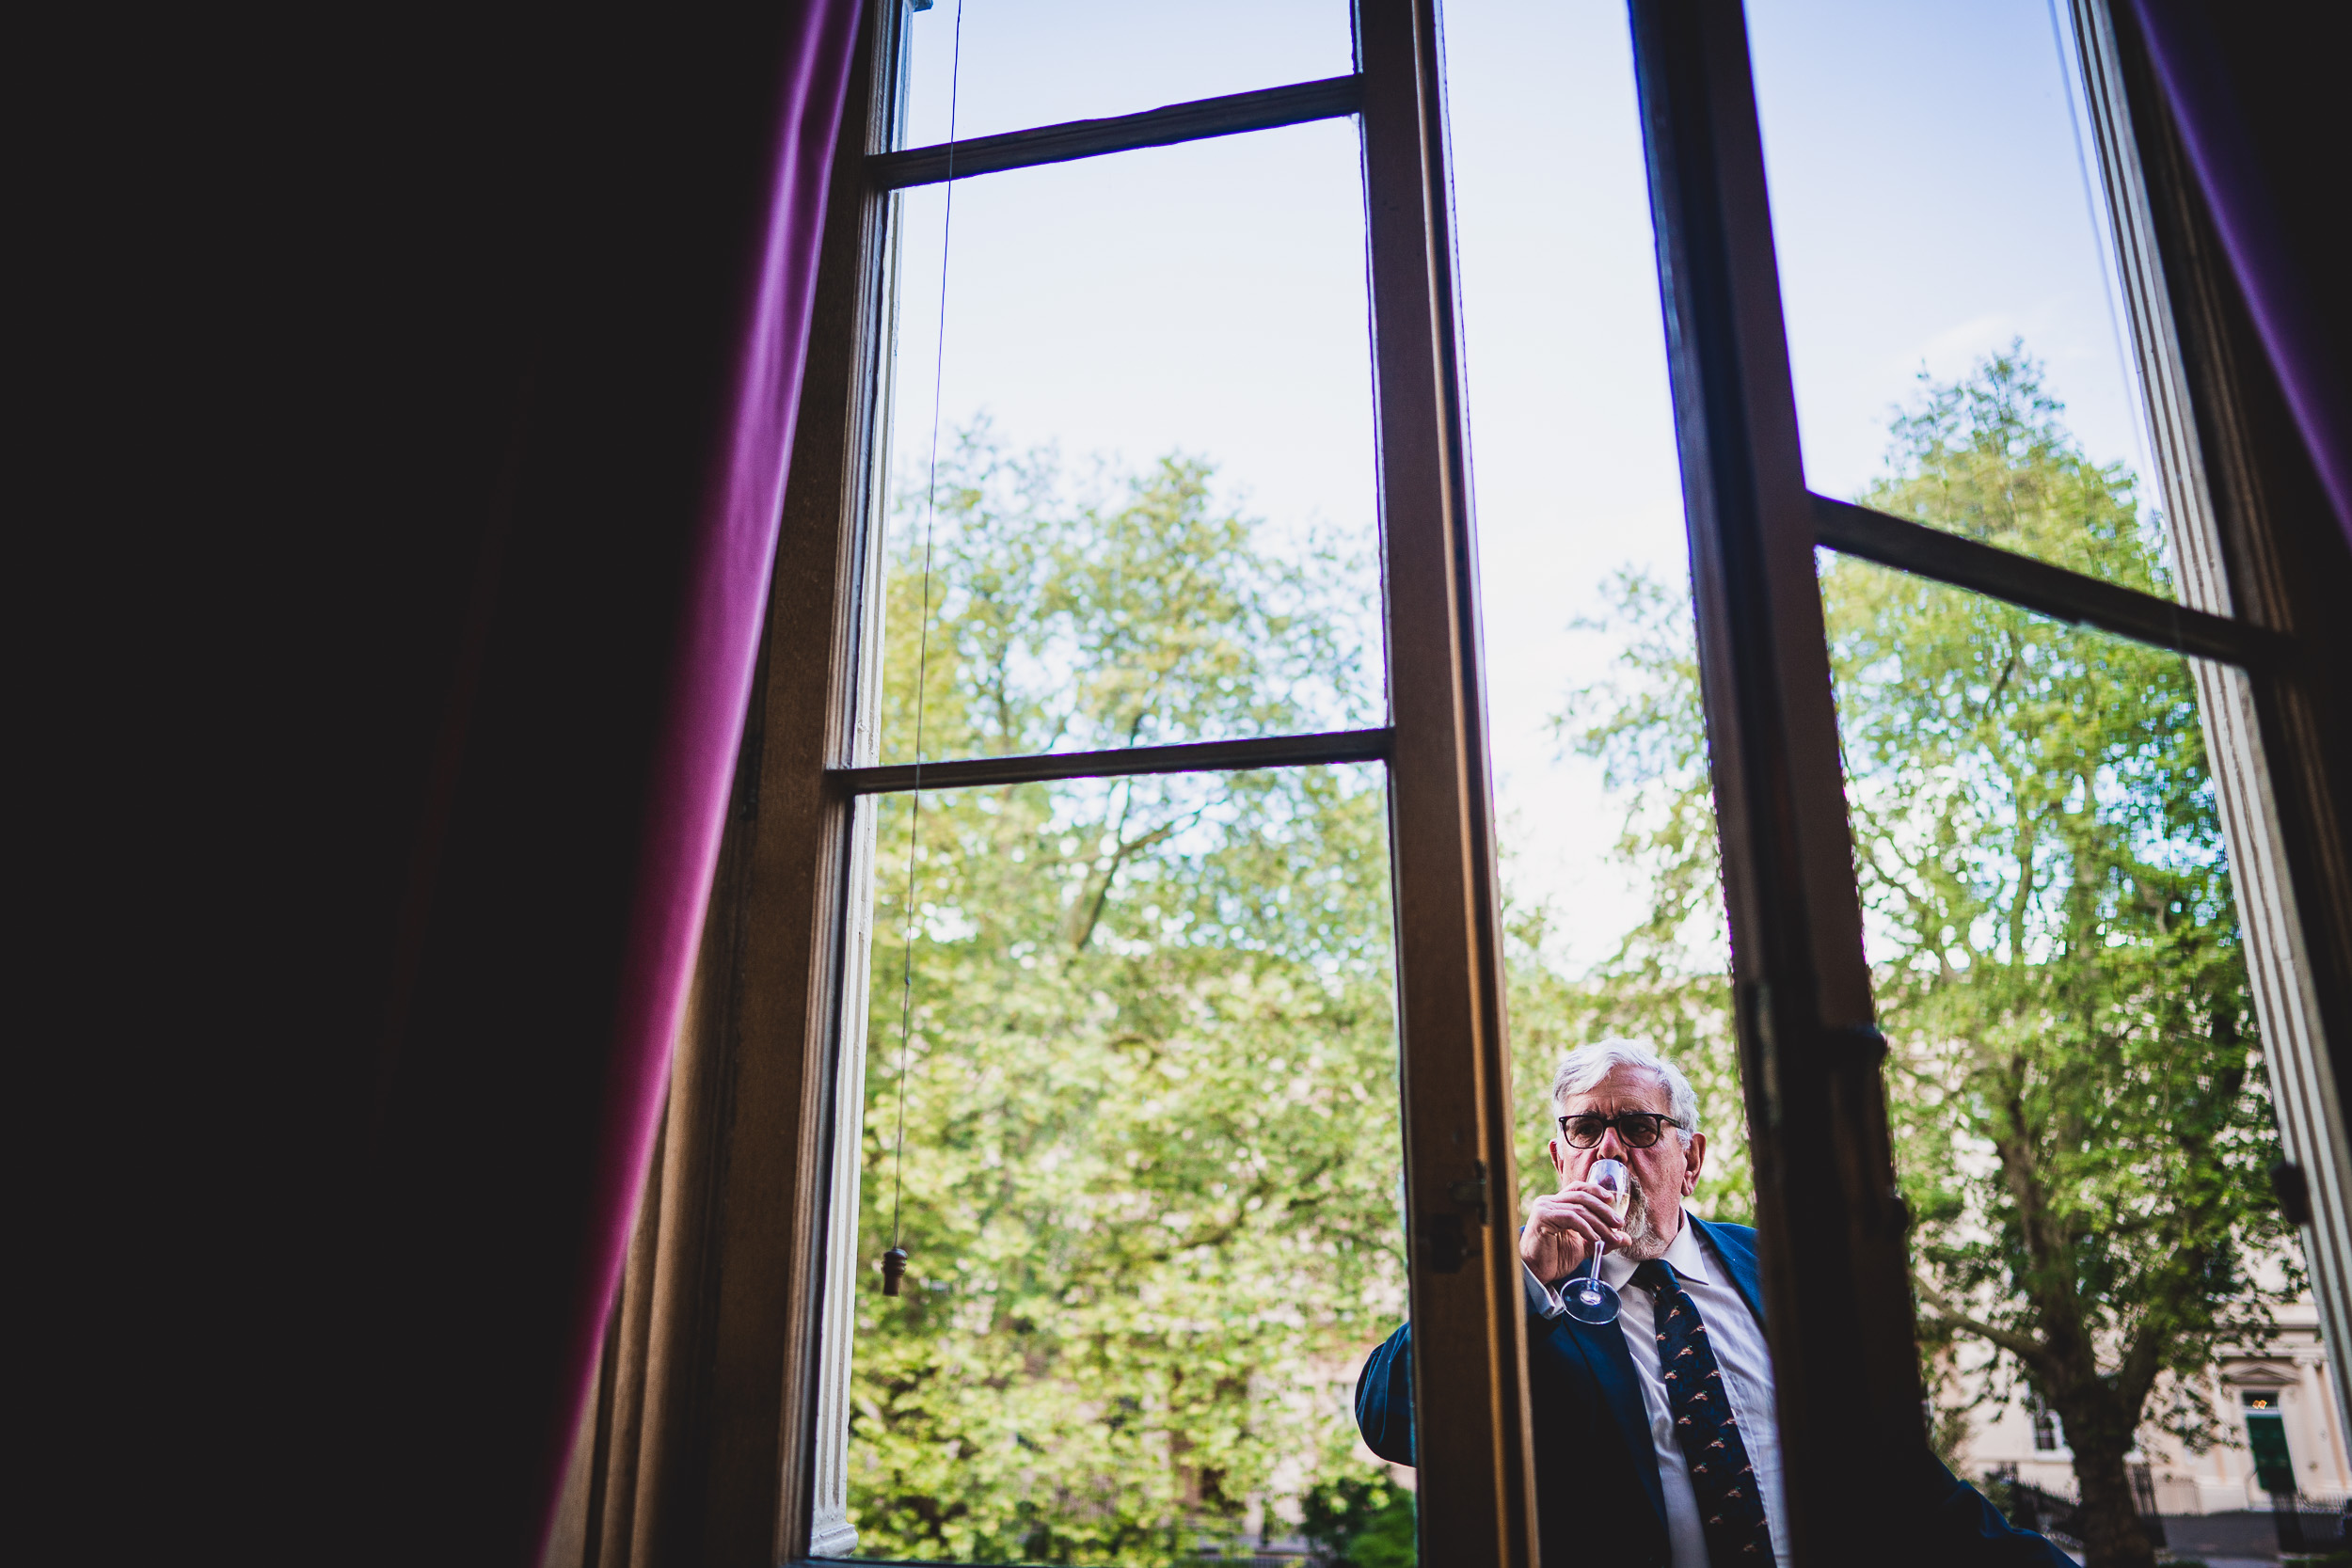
top-left (1542, 1310), bottom-right (1668, 1531)
top-left (1692, 1215), bottom-right (1767, 1326)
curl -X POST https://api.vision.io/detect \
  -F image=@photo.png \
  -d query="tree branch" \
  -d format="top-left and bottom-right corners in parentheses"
top-left (1915, 1275), bottom-right (2054, 1378)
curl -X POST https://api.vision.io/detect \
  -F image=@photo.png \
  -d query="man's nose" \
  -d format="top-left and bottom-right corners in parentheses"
top-left (1597, 1125), bottom-right (1629, 1160)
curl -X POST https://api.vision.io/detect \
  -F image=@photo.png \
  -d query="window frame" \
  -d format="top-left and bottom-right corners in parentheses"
top-left (559, 3), bottom-right (1544, 1565)
top-left (1626, 0), bottom-right (2352, 1558)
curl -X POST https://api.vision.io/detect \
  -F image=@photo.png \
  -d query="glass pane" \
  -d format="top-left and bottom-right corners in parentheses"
top-left (878, 121), bottom-right (1379, 767)
top-left (1748, 0), bottom-right (2179, 594)
top-left (1822, 557), bottom-right (2331, 1546)
top-left (1442, 0), bottom-right (1751, 1215)
top-left (899, 0), bottom-right (1355, 150)
top-left (850, 764), bottom-right (1410, 1564)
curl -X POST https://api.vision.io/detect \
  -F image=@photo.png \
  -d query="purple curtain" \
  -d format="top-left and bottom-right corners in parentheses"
top-left (2127, 0), bottom-right (2352, 553)
top-left (534, 0), bottom-right (866, 1556)
top-left (34, 0), bottom-right (868, 1555)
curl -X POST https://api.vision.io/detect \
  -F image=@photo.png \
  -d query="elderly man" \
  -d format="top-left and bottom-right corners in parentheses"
top-left (1356, 1038), bottom-right (2068, 1568)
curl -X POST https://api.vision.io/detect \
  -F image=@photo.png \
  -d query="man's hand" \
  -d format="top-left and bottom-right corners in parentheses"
top-left (1521, 1180), bottom-right (1631, 1286)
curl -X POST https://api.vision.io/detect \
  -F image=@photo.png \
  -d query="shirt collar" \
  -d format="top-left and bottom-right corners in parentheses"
top-left (1600, 1207), bottom-right (1710, 1287)
top-left (1663, 1212), bottom-right (1711, 1281)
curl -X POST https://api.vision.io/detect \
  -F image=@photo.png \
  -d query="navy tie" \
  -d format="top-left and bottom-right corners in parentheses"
top-left (1632, 1259), bottom-right (1773, 1565)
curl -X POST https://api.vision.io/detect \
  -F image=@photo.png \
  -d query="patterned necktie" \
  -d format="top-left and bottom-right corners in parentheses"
top-left (1632, 1259), bottom-right (1773, 1565)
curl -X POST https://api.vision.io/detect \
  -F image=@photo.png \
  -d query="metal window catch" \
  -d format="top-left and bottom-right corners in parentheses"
top-left (1448, 1161), bottom-right (1489, 1223)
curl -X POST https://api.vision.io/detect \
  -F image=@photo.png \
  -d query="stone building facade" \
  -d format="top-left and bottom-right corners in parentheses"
top-left (1953, 1297), bottom-right (2352, 1515)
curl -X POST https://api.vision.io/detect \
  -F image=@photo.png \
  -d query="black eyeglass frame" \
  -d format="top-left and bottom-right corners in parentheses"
top-left (1555, 1111), bottom-right (1684, 1149)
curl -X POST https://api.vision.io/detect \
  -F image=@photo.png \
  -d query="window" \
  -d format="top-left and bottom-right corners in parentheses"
top-left (1611, 0), bottom-right (2349, 1551)
top-left (543, 4), bottom-right (2351, 1566)
top-left (811, 1), bottom-right (1519, 1558)
top-left (2030, 1395), bottom-right (2064, 1454)
top-left (573, 4), bottom-right (1537, 1564)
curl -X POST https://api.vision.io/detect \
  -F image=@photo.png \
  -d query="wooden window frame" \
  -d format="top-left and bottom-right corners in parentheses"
top-left (1627, 0), bottom-right (2352, 1557)
top-left (550, 3), bottom-right (1544, 1565)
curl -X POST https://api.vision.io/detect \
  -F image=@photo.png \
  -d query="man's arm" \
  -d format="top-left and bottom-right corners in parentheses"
top-left (1914, 1450), bottom-right (2075, 1567)
top-left (1354, 1322), bottom-right (1415, 1466)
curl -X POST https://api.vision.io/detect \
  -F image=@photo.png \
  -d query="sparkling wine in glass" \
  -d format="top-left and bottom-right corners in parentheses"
top-left (1561, 1158), bottom-right (1629, 1325)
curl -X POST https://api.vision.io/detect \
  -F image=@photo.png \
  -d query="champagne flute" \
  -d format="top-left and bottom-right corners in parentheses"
top-left (1561, 1158), bottom-right (1629, 1325)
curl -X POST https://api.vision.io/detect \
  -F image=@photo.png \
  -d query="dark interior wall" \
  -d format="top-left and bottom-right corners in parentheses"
top-left (31, 7), bottom-right (841, 1562)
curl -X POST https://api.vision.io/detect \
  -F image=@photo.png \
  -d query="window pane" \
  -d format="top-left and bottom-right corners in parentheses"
top-left (876, 122), bottom-right (1379, 767)
top-left (899, 0), bottom-right (1355, 150)
top-left (849, 764), bottom-right (1410, 1564)
top-left (1820, 556), bottom-right (2340, 1532)
top-left (1748, 0), bottom-right (2179, 594)
top-left (1442, 0), bottom-right (1746, 1214)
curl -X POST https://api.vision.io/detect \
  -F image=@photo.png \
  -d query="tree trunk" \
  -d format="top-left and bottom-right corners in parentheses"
top-left (2072, 1439), bottom-right (2156, 1568)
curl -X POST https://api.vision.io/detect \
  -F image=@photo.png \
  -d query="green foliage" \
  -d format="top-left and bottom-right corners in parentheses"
top-left (1834, 353), bottom-right (2294, 1468)
top-left (849, 431), bottom-right (1406, 1564)
top-left (1300, 1471), bottom-right (1416, 1568)
top-left (1564, 348), bottom-right (2291, 1568)
top-left (879, 420), bottom-right (1373, 767)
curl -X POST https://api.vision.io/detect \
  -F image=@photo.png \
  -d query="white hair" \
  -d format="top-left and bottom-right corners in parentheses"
top-left (1550, 1038), bottom-right (1699, 1140)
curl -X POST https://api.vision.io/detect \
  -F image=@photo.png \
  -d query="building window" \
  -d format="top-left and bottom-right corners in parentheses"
top-left (2030, 1395), bottom-right (2065, 1454)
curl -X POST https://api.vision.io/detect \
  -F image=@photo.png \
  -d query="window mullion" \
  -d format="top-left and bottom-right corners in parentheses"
top-left (829, 725), bottom-right (1391, 796)
top-left (867, 73), bottom-right (1364, 190)
top-left (1356, 2), bottom-right (1538, 1565)
top-left (1626, 0), bottom-right (1927, 1558)
top-left (1811, 493), bottom-right (2284, 667)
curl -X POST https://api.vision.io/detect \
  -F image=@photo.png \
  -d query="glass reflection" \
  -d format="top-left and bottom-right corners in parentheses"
top-left (1823, 552), bottom-right (2297, 1565)
top-left (1747, 0), bottom-right (2173, 592)
top-left (879, 121), bottom-right (1379, 766)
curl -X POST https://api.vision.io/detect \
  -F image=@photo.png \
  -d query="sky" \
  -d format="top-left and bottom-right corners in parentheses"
top-left (881, 0), bottom-right (2153, 973)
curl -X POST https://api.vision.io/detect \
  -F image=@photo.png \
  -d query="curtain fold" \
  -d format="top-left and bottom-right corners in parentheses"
top-left (2126, 0), bottom-right (2352, 552)
top-left (536, 1), bottom-right (866, 1559)
top-left (318, 5), bottom-right (870, 1563)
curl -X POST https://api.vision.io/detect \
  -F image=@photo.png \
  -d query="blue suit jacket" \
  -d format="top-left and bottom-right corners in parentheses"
top-left (1355, 1217), bottom-right (2071, 1568)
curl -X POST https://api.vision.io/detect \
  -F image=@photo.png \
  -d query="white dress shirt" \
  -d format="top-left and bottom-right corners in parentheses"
top-left (1524, 1212), bottom-right (1792, 1568)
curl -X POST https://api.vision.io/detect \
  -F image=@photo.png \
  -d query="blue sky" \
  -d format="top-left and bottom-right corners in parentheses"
top-left (882, 0), bottom-right (2150, 969)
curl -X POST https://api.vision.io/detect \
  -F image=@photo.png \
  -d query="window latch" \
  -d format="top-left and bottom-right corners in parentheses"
top-left (1448, 1161), bottom-right (1489, 1223)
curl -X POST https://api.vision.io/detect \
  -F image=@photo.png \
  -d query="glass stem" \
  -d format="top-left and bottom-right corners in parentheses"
top-left (1587, 1239), bottom-right (1606, 1297)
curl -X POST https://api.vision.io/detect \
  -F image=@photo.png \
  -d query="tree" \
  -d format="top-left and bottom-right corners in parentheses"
top-left (1507, 568), bottom-right (1752, 1224)
top-left (1565, 350), bottom-right (2294, 1568)
top-left (1300, 1470), bottom-right (1416, 1568)
top-left (848, 428), bottom-right (1407, 1564)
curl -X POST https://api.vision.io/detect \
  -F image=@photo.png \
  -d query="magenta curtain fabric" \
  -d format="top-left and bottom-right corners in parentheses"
top-left (536, 0), bottom-right (866, 1556)
top-left (2127, 0), bottom-right (2352, 553)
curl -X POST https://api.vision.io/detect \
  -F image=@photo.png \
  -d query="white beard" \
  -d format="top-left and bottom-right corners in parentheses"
top-left (1616, 1177), bottom-right (1677, 1261)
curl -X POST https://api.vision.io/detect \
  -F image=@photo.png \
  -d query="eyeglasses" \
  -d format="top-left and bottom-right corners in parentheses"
top-left (1556, 1111), bottom-right (1681, 1149)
